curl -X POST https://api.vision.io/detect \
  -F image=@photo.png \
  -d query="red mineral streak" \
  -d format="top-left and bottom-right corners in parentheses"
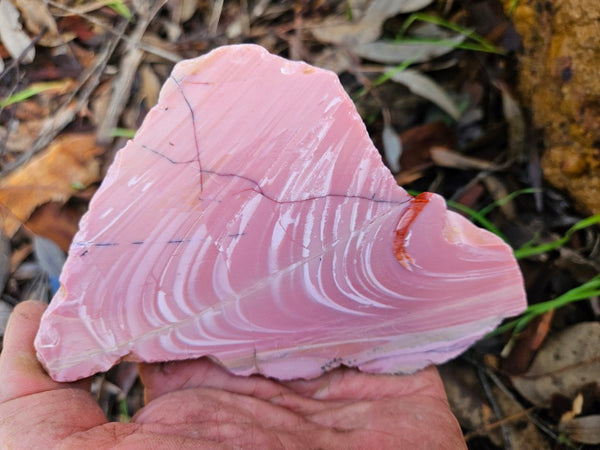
top-left (34, 44), bottom-right (527, 382)
top-left (393, 192), bottom-right (432, 270)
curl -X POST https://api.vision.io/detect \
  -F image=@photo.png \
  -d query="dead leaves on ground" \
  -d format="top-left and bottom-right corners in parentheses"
top-left (511, 322), bottom-right (600, 408)
top-left (0, 133), bottom-right (101, 239)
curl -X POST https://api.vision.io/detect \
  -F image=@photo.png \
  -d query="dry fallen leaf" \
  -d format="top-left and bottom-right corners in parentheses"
top-left (559, 415), bottom-right (600, 445)
top-left (0, 133), bottom-right (102, 237)
top-left (389, 69), bottom-right (461, 120)
top-left (481, 174), bottom-right (517, 220)
top-left (502, 310), bottom-right (554, 375)
top-left (310, 0), bottom-right (434, 45)
top-left (0, 121), bottom-right (38, 153)
top-left (439, 362), bottom-right (504, 446)
top-left (430, 147), bottom-right (501, 170)
top-left (13, 0), bottom-right (63, 47)
top-left (167, 0), bottom-right (197, 23)
top-left (441, 361), bottom-right (548, 448)
top-left (496, 80), bottom-right (526, 163)
top-left (353, 36), bottom-right (464, 64)
top-left (488, 382), bottom-right (549, 450)
top-left (382, 122), bottom-right (402, 173)
top-left (0, 0), bottom-right (35, 63)
top-left (138, 63), bottom-right (161, 109)
top-left (25, 201), bottom-right (84, 252)
top-left (511, 322), bottom-right (600, 407)
top-left (559, 392), bottom-right (583, 423)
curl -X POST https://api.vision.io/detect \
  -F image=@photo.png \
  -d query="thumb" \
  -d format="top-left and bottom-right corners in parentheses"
top-left (0, 300), bottom-right (89, 403)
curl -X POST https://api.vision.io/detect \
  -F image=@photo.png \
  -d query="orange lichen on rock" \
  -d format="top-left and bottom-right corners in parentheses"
top-left (505, 0), bottom-right (600, 213)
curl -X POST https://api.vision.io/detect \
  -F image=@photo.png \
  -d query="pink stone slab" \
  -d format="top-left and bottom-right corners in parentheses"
top-left (35, 44), bottom-right (527, 382)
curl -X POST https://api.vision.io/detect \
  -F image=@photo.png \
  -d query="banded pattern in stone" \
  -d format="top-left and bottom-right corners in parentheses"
top-left (35, 45), bottom-right (527, 382)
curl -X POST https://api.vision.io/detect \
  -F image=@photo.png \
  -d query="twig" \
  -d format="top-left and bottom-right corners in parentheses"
top-left (477, 367), bottom-right (513, 449)
top-left (0, 20), bottom-right (128, 176)
top-left (464, 355), bottom-right (560, 442)
top-left (208, 0), bottom-right (224, 36)
top-left (96, 0), bottom-right (168, 144)
top-left (485, 369), bottom-right (559, 441)
top-left (464, 407), bottom-right (536, 441)
top-left (0, 27), bottom-right (48, 82)
top-left (46, 0), bottom-right (181, 63)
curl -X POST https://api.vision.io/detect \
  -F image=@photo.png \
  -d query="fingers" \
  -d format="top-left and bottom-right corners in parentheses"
top-left (139, 358), bottom-right (295, 404)
top-left (139, 358), bottom-right (449, 414)
top-left (282, 365), bottom-right (447, 401)
top-left (0, 300), bottom-right (89, 403)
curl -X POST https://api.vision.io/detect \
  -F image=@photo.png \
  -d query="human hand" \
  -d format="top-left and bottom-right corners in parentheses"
top-left (0, 301), bottom-right (466, 449)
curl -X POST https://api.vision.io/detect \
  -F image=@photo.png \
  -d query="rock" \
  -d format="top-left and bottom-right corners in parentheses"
top-left (506, 0), bottom-right (600, 213)
top-left (34, 45), bottom-right (527, 382)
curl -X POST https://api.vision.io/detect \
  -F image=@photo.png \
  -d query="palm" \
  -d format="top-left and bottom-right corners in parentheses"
top-left (0, 301), bottom-right (465, 448)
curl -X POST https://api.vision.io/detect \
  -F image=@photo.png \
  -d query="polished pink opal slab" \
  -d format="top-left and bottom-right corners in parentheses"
top-left (35, 45), bottom-right (527, 382)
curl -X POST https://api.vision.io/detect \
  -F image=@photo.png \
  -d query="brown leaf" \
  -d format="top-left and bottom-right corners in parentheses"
top-left (440, 361), bottom-right (548, 448)
top-left (9, 242), bottom-right (32, 273)
top-left (13, 0), bottom-right (63, 47)
top-left (511, 322), bottom-right (600, 407)
top-left (389, 69), bottom-right (460, 120)
top-left (310, 16), bottom-right (382, 46)
top-left (481, 174), bottom-right (516, 220)
top-left (454, 182), bottom-right (485, 210)
top-left (559, 392), bottom-right (583, 423)
top-left (439, 362), bottom-right (503, 446)
top-left (559, 415), bottom-right (600, 445)
top-left (395, 122), bottom-right (455, 185)
top-left (138, 64), bottom-right (161, 109)
top-left (495, 81), bottom-right (526, 163)
top-left (167, 0), bottom-right (197, 23)
top-left (0, 133), bottom-right (102, 237)
top-left (353, 36), bottom-right (464, 64)
top-left (487, 383), bottom-right (549, 449)
top-left (25, 201), bottom-right (84, 252)
top-left (502, 310), bottom-right (554, 375)
top-left (310, 0), bottom-right (434, 46)
top-left (0, 121), bottom-right (37, 153)
top-left (0, 0), bottom-right (34, 63)
top-left (431, 146), bottom-right (502, 170)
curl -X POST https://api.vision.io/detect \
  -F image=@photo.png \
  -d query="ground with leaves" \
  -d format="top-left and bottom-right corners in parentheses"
top-left (0, 1), bottom-right (599, 448)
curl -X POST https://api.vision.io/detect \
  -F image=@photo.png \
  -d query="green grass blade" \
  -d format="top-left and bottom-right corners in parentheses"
top-left (373, 58), bottom-right (415, 86)
top-left (397, 13), bottom-right (502, 54)
top-left (487, 274), bottom-right (600, 337)
top-left (119, 398), bottom-right (130, 422)
top-left (0, 81), bottom-right (67, 108)
top-left (106, 0), bottom-right (132, 19)
top-left (392, 37), bottom-right (504, 55)
top-left (477, 188), bottom-right (540, 217)
top-left (110, 128), bottom-right (137, 139)
top-left (514, 214), bottom-right (600, 259)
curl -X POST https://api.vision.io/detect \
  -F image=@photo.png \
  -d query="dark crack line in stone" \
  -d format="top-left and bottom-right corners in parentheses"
top-left (142, 144), bottom-right (196, 164)
top-left (170, 76), bottom-right (204, 192)
top-left (141, 143), bottom-right (410, 207)
top-left (84, 111), bottom-right (414, 251)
